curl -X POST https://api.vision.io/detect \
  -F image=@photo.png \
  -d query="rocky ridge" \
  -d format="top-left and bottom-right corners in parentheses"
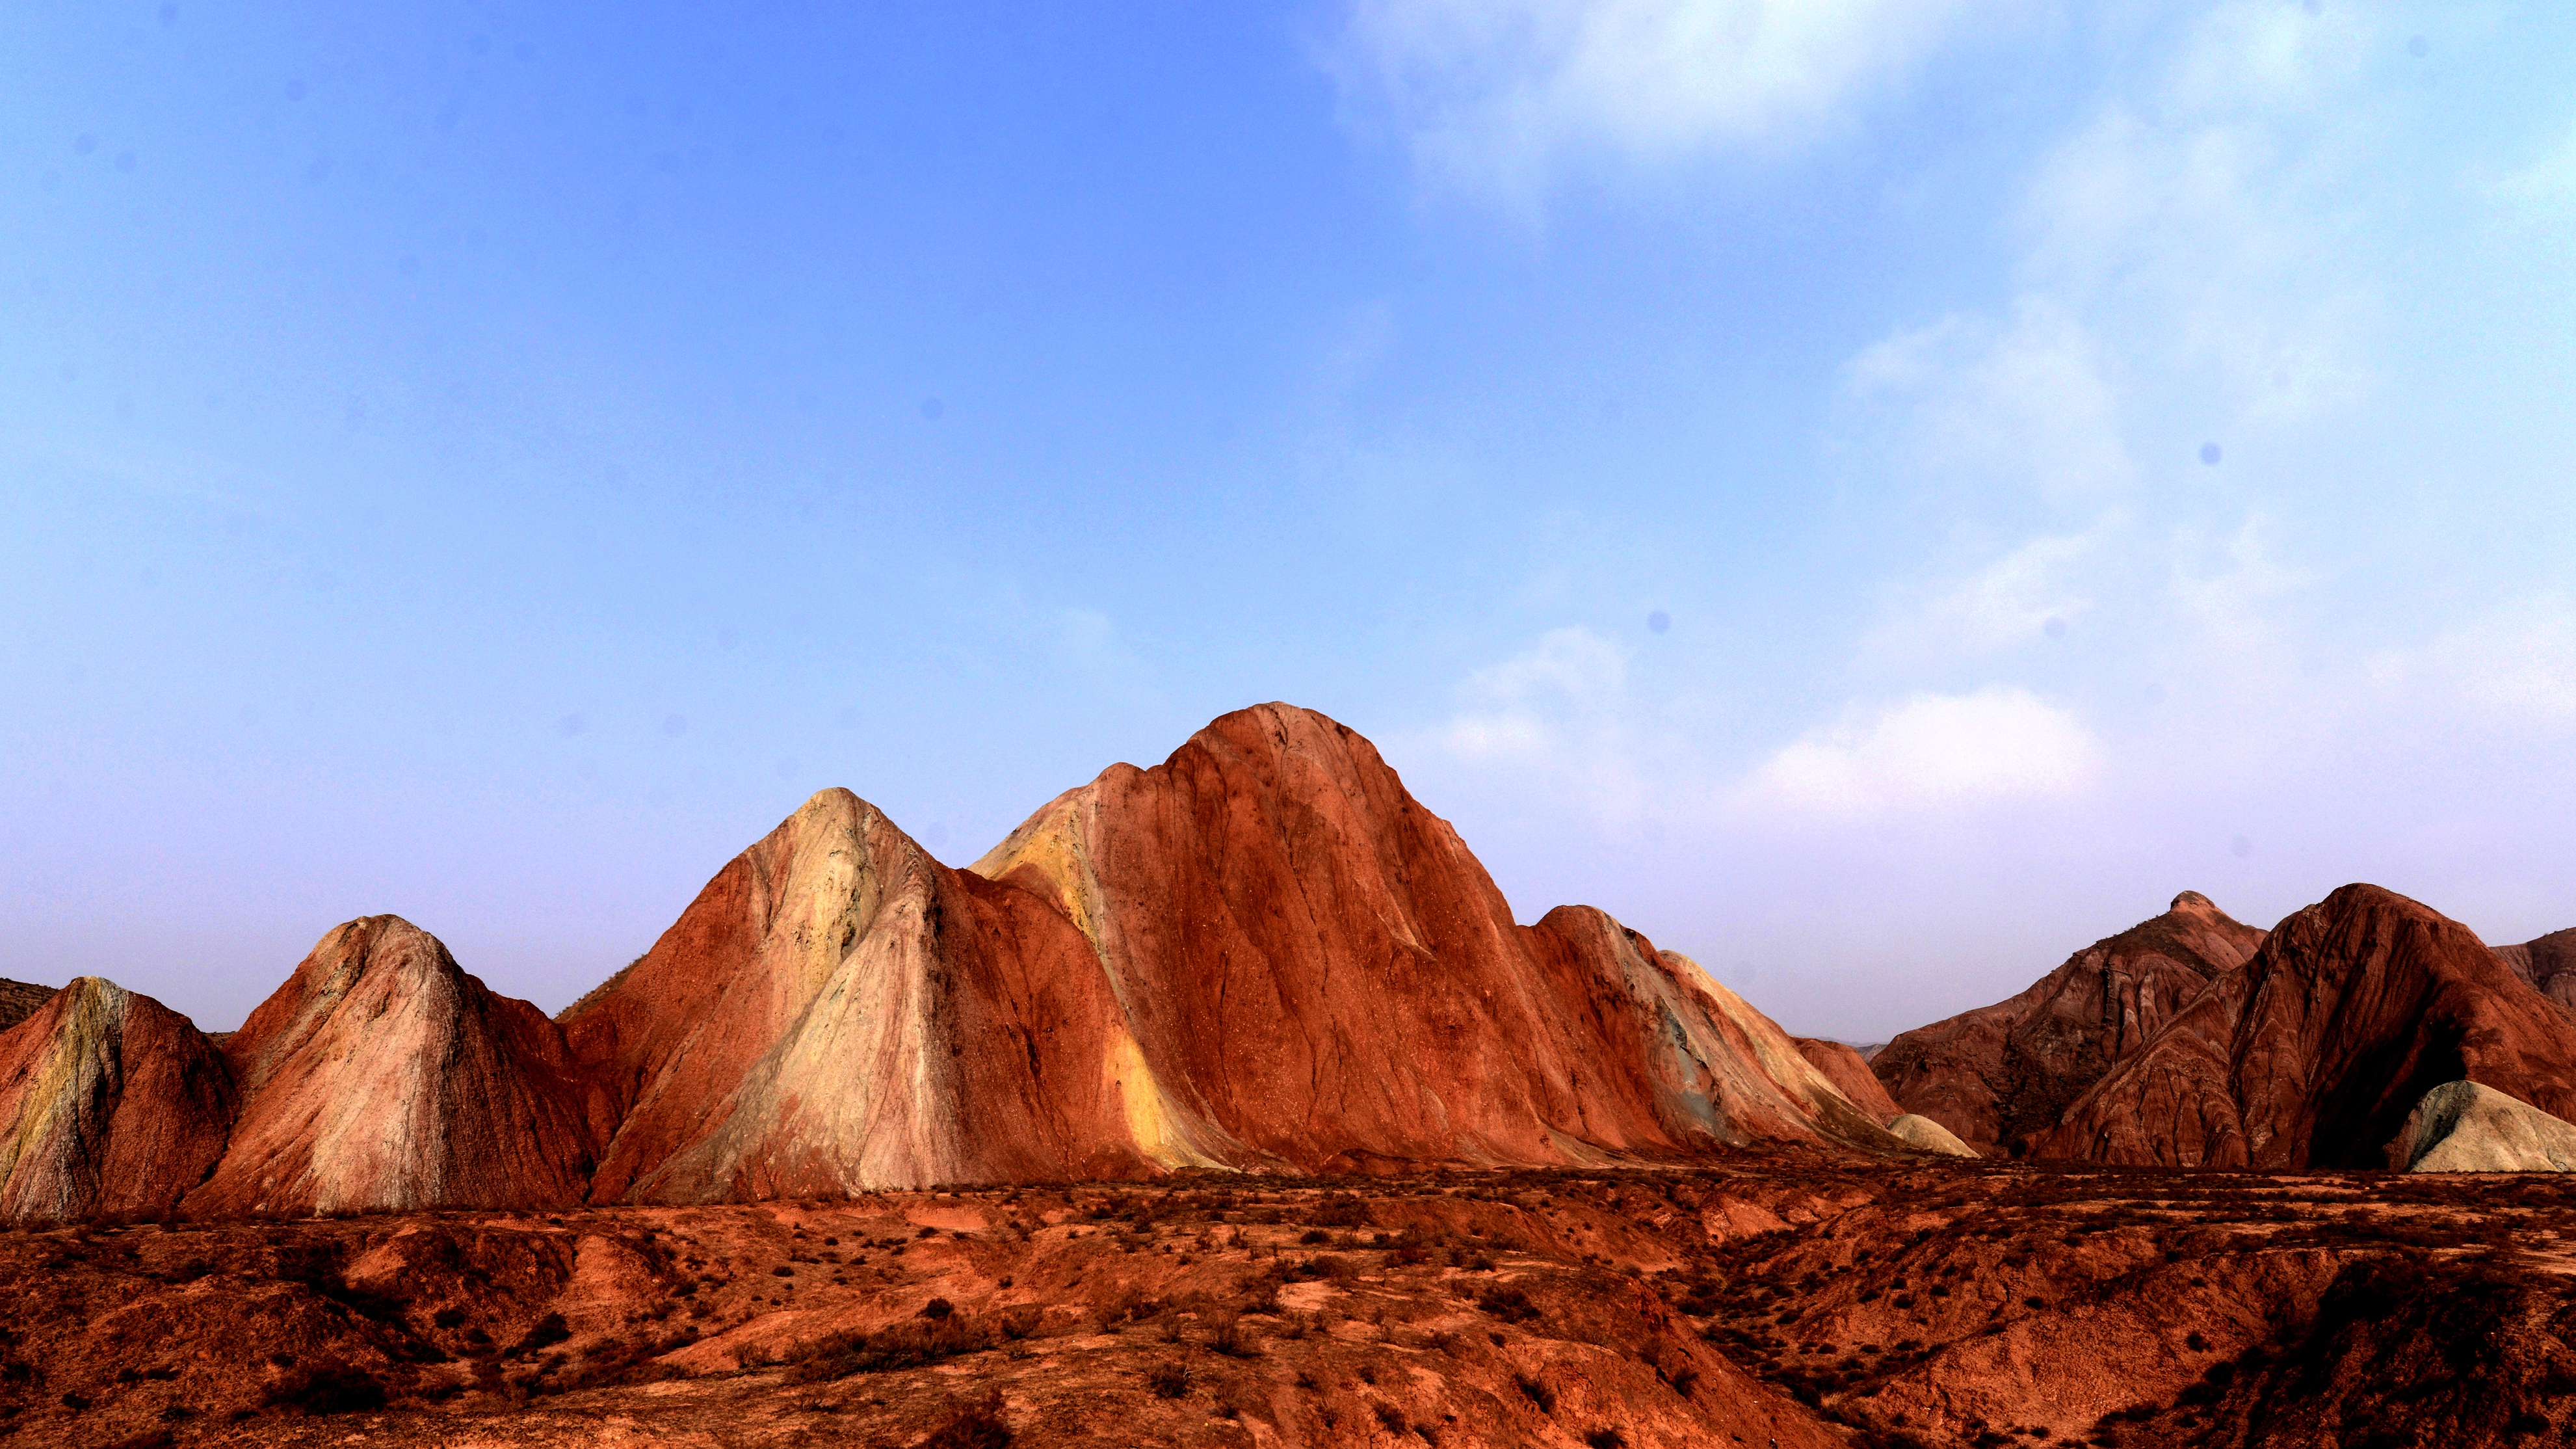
top-left (0, 705), bottom-right (1912, 1222)
top-left (1873, 890), bottom-right (2265, 1156)
top-left (2032, 884), bottom-right (2576, 1167)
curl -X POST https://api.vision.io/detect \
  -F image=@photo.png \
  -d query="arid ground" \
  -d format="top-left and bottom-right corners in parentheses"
top-left (8, 1153), bottom-right (2572, 1449)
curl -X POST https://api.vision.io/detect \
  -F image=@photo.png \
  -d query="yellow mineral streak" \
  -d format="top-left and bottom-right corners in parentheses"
top-left (0, 979), bottom-right (122, 1219)
top-left (1670, 952), bottom-right (1852, 1115)
top-left (1102, 1029), bottom-right (1228, 1171)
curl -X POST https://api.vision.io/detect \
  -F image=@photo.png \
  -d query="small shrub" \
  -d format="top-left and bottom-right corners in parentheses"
top-left (1514, 1374), bottom-right (1557, 1413)
top-left (786, 1317), bottom-right (994, 1382)
top-left (922, 1297), bottom-right (954, 1320)
top-left (921, 1390), bottom-right (1013, 1449)
top-left (1374, 1403), bottom-right (1409, 1434)
top-left (262, 1358), bottom-right (388, 1415)
top-left (1146, 1360), bottom-right (1191, 1399)
top-left (1477, 1286), bottom-right (1540, 1323)
top-left (506, 1313), bottom-right (572, 1358)
top-left (1585, 1431), bottom-right (1627, 1449)
top-left (1207, 1310), bottom-right (1257, 1358)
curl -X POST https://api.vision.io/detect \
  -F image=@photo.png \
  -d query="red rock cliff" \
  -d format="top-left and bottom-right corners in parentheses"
top-left (0, 979), bottom-right (236, 1223)
top-left (972, 703), bottom-right (1899, 1172)
top-left (2032, 884), bottom-right (2576, 1168)
top-left (1871, 891), bottom-right (2263, 1156)
top-left (185, 916), bottom-right (600, 1215)
top-left (562, 790), bottom-right (1147, 1202)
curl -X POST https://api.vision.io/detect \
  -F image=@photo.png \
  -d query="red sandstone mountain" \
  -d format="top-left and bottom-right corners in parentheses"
top-left (185, 916), bottom-right (601, 1215)
top-left (1793, 1038), bottom-right (1899, 1121)
top-left (560, 790), bottom-right (1148, 1203)
top-left (0, 977), bottom-right (235, 1222)
top-left (0, 977), bottom-right (55, 1034)
top-left (2032, 884), bottom-right (2576, 1167)
top-left (2496, 925), bottom-right (2576, 1013)
top-left (1871, 891), bottom-right (2264, 1156)
top-left (969, 703), bottom-right (1900, 1172)
top-left (8, 704), bottom-right (1918, 1221)
top-left (563, 704), bottom-right (1899, 1202)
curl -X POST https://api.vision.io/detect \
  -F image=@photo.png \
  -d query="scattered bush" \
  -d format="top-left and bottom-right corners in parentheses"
top-left (1146, 1361), bottom-right (1191, 1399)
top-left (1207, 1310), bottom-right (1257, 1358)
top-left (262, 1357), bottom-right (388, 1415)
top-left (506, 1313), bottom-right (572, 1358)
top-left (921, 1390), bottom-right (1013, 1449)
top-left (786, 1316), bottom-right (995, 1383)
top-left (1514, 1374), bottom-right (1557, 1414)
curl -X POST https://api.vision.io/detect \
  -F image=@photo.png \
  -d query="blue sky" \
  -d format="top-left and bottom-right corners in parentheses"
top-left (6, 1), bottom-right (2573, 1039)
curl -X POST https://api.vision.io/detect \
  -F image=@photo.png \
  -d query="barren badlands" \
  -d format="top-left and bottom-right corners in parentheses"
top-left (5, 704), bottom-right (2575, 1448)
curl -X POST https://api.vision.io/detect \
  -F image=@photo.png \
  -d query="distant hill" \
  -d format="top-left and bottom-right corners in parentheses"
top-left (0, 978), bottom-right (55, 1035)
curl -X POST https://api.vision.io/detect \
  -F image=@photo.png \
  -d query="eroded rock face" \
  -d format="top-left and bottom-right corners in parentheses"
top-left (186, 917), bottom-right (601, 1215)
top-left (2388, 1080), bottom-right (2576, 1173)
top-left (2495, 927), bottom-right (2576, 1015)
top-left (2032, 885), bottom-right (2576, 1168)
top-left (0, 979), bottom-right (235, 1222)
top-left (562, 790), bottom-right (1147, 1202)
top-left (1871, 891), bottom-right (2263, 1156)
top-left (1794, 1038), bottom-right (1900, 1121)
top-left (973, 702), bottom-right (1899, 1173)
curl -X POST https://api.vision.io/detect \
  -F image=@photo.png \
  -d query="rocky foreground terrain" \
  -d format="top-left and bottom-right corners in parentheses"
top-left (7, 1158), bottom-right (2573, 1449)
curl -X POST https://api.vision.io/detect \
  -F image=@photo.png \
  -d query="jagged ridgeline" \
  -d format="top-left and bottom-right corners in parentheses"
top-left (0, 704), bottom-right (1919, 1221)
top-left (1876, 886), bottom-right (2576, 1169)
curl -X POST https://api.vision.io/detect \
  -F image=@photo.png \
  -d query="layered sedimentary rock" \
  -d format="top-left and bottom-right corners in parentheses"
top-left (0, 979), bottom-right (236, 1221)
top-left (2032, 884), bottom-right (2576, 1168)
top-left (562, 790), bottom-right (1148, 1203)
top-left (0, 978), bottom-right (55, 1034)
top-left (1794, 1038), bottom-right (1900, 1121)
top-left (1886, 1114), bottom-right (1977, 1158)
top-left (2496, 927), bottom-right (2576, 1013)
top-left (185, 916), bottom-right (601, 1215)
top-left (2388, 1080), bottom-right (2576, 1173)
top-left (1871, 892), bottom-right (2263, 1156)
top-left (971, 702), bottom-right (1900, 1174)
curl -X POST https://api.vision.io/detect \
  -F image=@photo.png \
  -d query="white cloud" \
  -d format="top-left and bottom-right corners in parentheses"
top-left (1839, 297), bottom-right (2138, 509)
top-left (1419, 626), bottom-right (1663, 826)
top-left (1864, 524), bottom-right (2107, 662)
top-left (2167, 511), bottom-right (2311, 652)
top-left (1739, 687), bottom-right (2100, 820)
top-left (2016, 4), bottom-right (2387, 421)
top-left (1332, 0), bottom-right (1975, 198)
top-left (2374, 594), bottom-right (2576, 732)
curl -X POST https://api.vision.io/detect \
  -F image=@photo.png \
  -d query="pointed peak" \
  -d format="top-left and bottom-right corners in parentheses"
top-left (2169, 890), bottom-right (2216, 912)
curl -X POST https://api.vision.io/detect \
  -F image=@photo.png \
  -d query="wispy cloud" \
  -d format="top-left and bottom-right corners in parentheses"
top-left (1330, 0), bottom-right (1978, 201)
top-left (1738, 687), bottom-right (2100, 821)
